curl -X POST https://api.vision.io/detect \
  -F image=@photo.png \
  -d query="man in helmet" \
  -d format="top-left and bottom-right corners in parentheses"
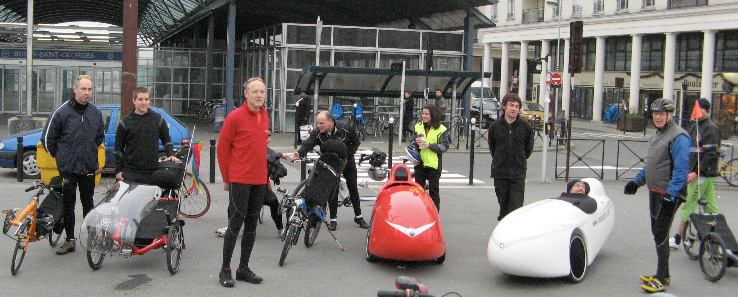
top-left (623, 98), bottom-right (690, 294)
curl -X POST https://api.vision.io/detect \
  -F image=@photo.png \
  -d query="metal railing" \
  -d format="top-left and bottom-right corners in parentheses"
top-left (555, 139), bottom-right (607, 180)
top-left (522, 8), bottom-right (544, 24)
top-left (615, 140), bottom-right (648, 180)
top-left (668, 0), bottom-right (708, 8)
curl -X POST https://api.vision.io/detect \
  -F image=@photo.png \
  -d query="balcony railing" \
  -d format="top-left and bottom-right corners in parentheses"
top-left (668, 0), bottom-right (708, 8)
top-left (522, 8), bottom-right (544, 24)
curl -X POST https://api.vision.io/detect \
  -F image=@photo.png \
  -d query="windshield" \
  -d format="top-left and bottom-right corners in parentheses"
top-left (480, 100), bottom-right (499, 110)
top-left (523, 102), bottom-right (544, 112)
top-left (471, 87), bottom-right (496, 99)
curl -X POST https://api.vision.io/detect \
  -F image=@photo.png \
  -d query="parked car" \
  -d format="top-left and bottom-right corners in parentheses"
top-left (0, 105), bottom-right (191, 179)
top-left (470, 98), bottom-right (501, 128)
top-left (520, 101), bottom-right (545, 121)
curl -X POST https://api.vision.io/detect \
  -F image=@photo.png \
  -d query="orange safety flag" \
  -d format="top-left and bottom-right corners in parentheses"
top-left (690, 101), bottom-right (703, 120)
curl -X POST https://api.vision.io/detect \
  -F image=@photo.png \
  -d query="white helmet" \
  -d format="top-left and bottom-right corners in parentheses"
top-left (405, 146), bottom-right (421, 165)
top-left (367, 167), bottom-right (387, 181)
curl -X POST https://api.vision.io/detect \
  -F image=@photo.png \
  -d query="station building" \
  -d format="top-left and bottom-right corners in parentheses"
top-left (476, 0), bottom-right (738, 133)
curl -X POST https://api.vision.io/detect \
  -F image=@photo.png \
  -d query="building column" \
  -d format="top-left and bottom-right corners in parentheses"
top-left (539, 40), bottom-right (550, 105)
top-left (629, 34), bottom-right (642, 113)
top-left (593, 36), bottom-right (606, 122)
top-left (483, 43), bottom-right (491, 87)
top-left (501, 42), bottom-right (510, 96)
top-left (663, 32), bottom-right (677, 101)
top-left (518, 41), bottom-right (529, 100)
top-left (701, 30), bottom-right (716, 101)
top-left (562, 38), bottom-right (571, 119)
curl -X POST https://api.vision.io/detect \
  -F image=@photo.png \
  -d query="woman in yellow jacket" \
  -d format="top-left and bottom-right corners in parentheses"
top-left (410, 104), bottom-right (450, 210)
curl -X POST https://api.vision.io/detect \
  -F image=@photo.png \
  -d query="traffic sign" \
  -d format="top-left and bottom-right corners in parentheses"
top-left (551, 73), bottom-right (562, 86)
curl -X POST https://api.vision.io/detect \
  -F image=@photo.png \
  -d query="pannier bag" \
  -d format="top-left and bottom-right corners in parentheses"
top-left (150, 161), bottom-right (185, 189)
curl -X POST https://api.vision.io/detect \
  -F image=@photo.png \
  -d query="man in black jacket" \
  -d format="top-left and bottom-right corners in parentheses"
top-left (670, 98), bottom-right (721, 249)
top-left (488, 93), bottom-right (534, 221)
top-left (294, 91), bottom-right (313, 146)
top-left (114, 87), bottom-right (179, 184)
top-left (42, 75), bottom-right (105, 255)
top-left (285, 111), bottom-right (369, 231)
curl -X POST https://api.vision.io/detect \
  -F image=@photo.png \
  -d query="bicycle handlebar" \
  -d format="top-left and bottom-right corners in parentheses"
top-left (377, 291), bottom-right (435, 297)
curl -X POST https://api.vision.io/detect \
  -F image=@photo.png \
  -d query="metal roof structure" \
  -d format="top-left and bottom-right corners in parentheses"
top-left (294, 66), bottom-right (491, 98)
top-left (0, 0), bottom-right (495, 46)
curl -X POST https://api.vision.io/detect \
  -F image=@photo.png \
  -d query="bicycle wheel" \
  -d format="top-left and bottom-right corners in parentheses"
top-left (93, 175), bottom-right (117, 207)
top-left (11, 219), bottom-right (30, 275)
top-left (720, 158), bottom-right (738, 186)
top-left (364, 117), bottom-right (375, 135)
top-left (279, 224), bottom-right (298, 267)
top-left (699, 232), bottom-right (727, 282)
top-left (11, 237), bottom-right (27, 275)
top-left (48, 228), bottom-right (62, 247)
top-left (166, 222), bottom-right (184, 275)
top-left (684, 220), bottom-right (699, 260)
top-left (304, 213), bottom-right (321, 247)
top-left (179, 172), bottom-right (211, 218)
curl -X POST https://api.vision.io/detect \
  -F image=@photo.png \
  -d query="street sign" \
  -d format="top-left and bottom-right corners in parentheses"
top-left (551, 73), bottom-right (562, 86)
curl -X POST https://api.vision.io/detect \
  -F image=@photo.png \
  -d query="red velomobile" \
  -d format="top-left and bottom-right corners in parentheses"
top-left (365, 163), bottom-right (445, 263)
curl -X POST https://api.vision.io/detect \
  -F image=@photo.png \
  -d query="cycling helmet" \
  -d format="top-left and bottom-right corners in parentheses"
top-left (405, 145), bottom-right (421, 165)
top-left (367, 166), bottom-right (387, 181)
top-left (650, 98), bottom-right (675, 112)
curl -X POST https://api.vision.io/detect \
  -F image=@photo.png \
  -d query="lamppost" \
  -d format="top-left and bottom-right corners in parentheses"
top-left (540, 0), bottom-right (561, 182)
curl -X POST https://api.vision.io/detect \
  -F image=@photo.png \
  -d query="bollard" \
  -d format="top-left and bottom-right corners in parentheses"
top-left (210, 139), bottom-right (216, 184)
top-left (387, 117), bottom-right (394, 168)
top-left (469, 119), bottom-right (475, 185)
top-left (16, 137), bottom-right (23, 182)
top-left (294, 121), bottom-right (299, 150)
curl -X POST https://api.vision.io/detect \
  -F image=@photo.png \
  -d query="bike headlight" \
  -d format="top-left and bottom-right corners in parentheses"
top-left (0, 143), bottom-right (4, 149)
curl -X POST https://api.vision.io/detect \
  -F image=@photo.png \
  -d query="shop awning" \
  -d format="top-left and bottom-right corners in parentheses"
top-left (294, 65), bottom-right (491, 98)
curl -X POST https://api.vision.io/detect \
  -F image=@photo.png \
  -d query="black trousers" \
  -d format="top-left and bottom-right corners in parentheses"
top-left (61, 172), bottom-right (95, 240)
top-left (494, 178), bottom-right (526, 221)
top-left (263, 189), bottom-right (283, 230)
top-left (649, 191), bottom-right (682, 281)
top-left (222, 183), bottom-right (265, 269)
top-left (329, 157), bottom-right (361, 219)
top-left (414, 166), bottom-right (441, 210)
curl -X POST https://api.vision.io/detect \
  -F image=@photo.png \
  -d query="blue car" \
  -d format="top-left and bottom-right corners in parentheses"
top-left (0, 105), bottom-right (191, 178)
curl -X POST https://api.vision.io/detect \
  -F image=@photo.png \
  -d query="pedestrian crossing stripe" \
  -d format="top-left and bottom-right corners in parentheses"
top-left (304, 151), bottom-right (485, 184)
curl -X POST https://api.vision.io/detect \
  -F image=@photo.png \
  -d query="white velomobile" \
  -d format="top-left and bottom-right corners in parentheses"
top-left (487, 178), bottom-right (614, 282)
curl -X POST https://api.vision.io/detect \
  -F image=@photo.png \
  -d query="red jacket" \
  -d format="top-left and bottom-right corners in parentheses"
top-left (217, 105), bottom-right (269, 185)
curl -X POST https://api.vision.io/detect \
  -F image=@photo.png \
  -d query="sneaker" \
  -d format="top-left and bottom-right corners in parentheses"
top-left (56, 240), bottom-right (76, 255)
top-left (669, 236), bottom-right (681, 249)
top-left (277, 229), bottom-right (283, 238)
top-left (354, 217), bottom-right (369, 229)
top-left (219, 268), bottom-right (235, 287)
top-left (328, 221), bottom-right (337, 231)
top-left (641, 279), bottom-right (666, 293)
top-left (236, 267), bottom-right (263, 284)
top-left (215, 227), bottom-right (227, 237)
top-left (639, 275), bottom-right (670, 286)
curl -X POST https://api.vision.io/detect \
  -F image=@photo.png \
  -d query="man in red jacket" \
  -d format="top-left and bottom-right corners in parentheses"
top-left (217, 77), bottom-right (270, 287)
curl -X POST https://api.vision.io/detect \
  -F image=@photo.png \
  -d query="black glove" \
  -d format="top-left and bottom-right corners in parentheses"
top-left (624, 181), bottom-right (639, 195)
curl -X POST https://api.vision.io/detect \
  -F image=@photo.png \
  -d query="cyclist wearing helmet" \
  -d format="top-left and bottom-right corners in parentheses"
top-left (623, 98), bottom-right (690, 294)
top-left (409, 104), bottom-right (450, 210)
top-left (488, 93), bottom-right (534, 221)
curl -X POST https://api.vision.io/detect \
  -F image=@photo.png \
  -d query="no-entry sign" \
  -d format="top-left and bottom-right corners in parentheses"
top-left (551, 73), bottom-right (562, 86)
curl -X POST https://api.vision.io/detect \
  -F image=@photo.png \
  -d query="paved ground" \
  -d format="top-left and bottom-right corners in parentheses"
top-left (0, 114), bottom-right (737, 296)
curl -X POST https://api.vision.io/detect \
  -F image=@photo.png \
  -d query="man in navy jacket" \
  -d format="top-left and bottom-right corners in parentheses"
top-left (42, 75), bottom-right (105, 255)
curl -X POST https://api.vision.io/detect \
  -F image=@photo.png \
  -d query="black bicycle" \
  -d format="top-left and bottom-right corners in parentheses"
top-left (278, 157), bottom-right (344, 267)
